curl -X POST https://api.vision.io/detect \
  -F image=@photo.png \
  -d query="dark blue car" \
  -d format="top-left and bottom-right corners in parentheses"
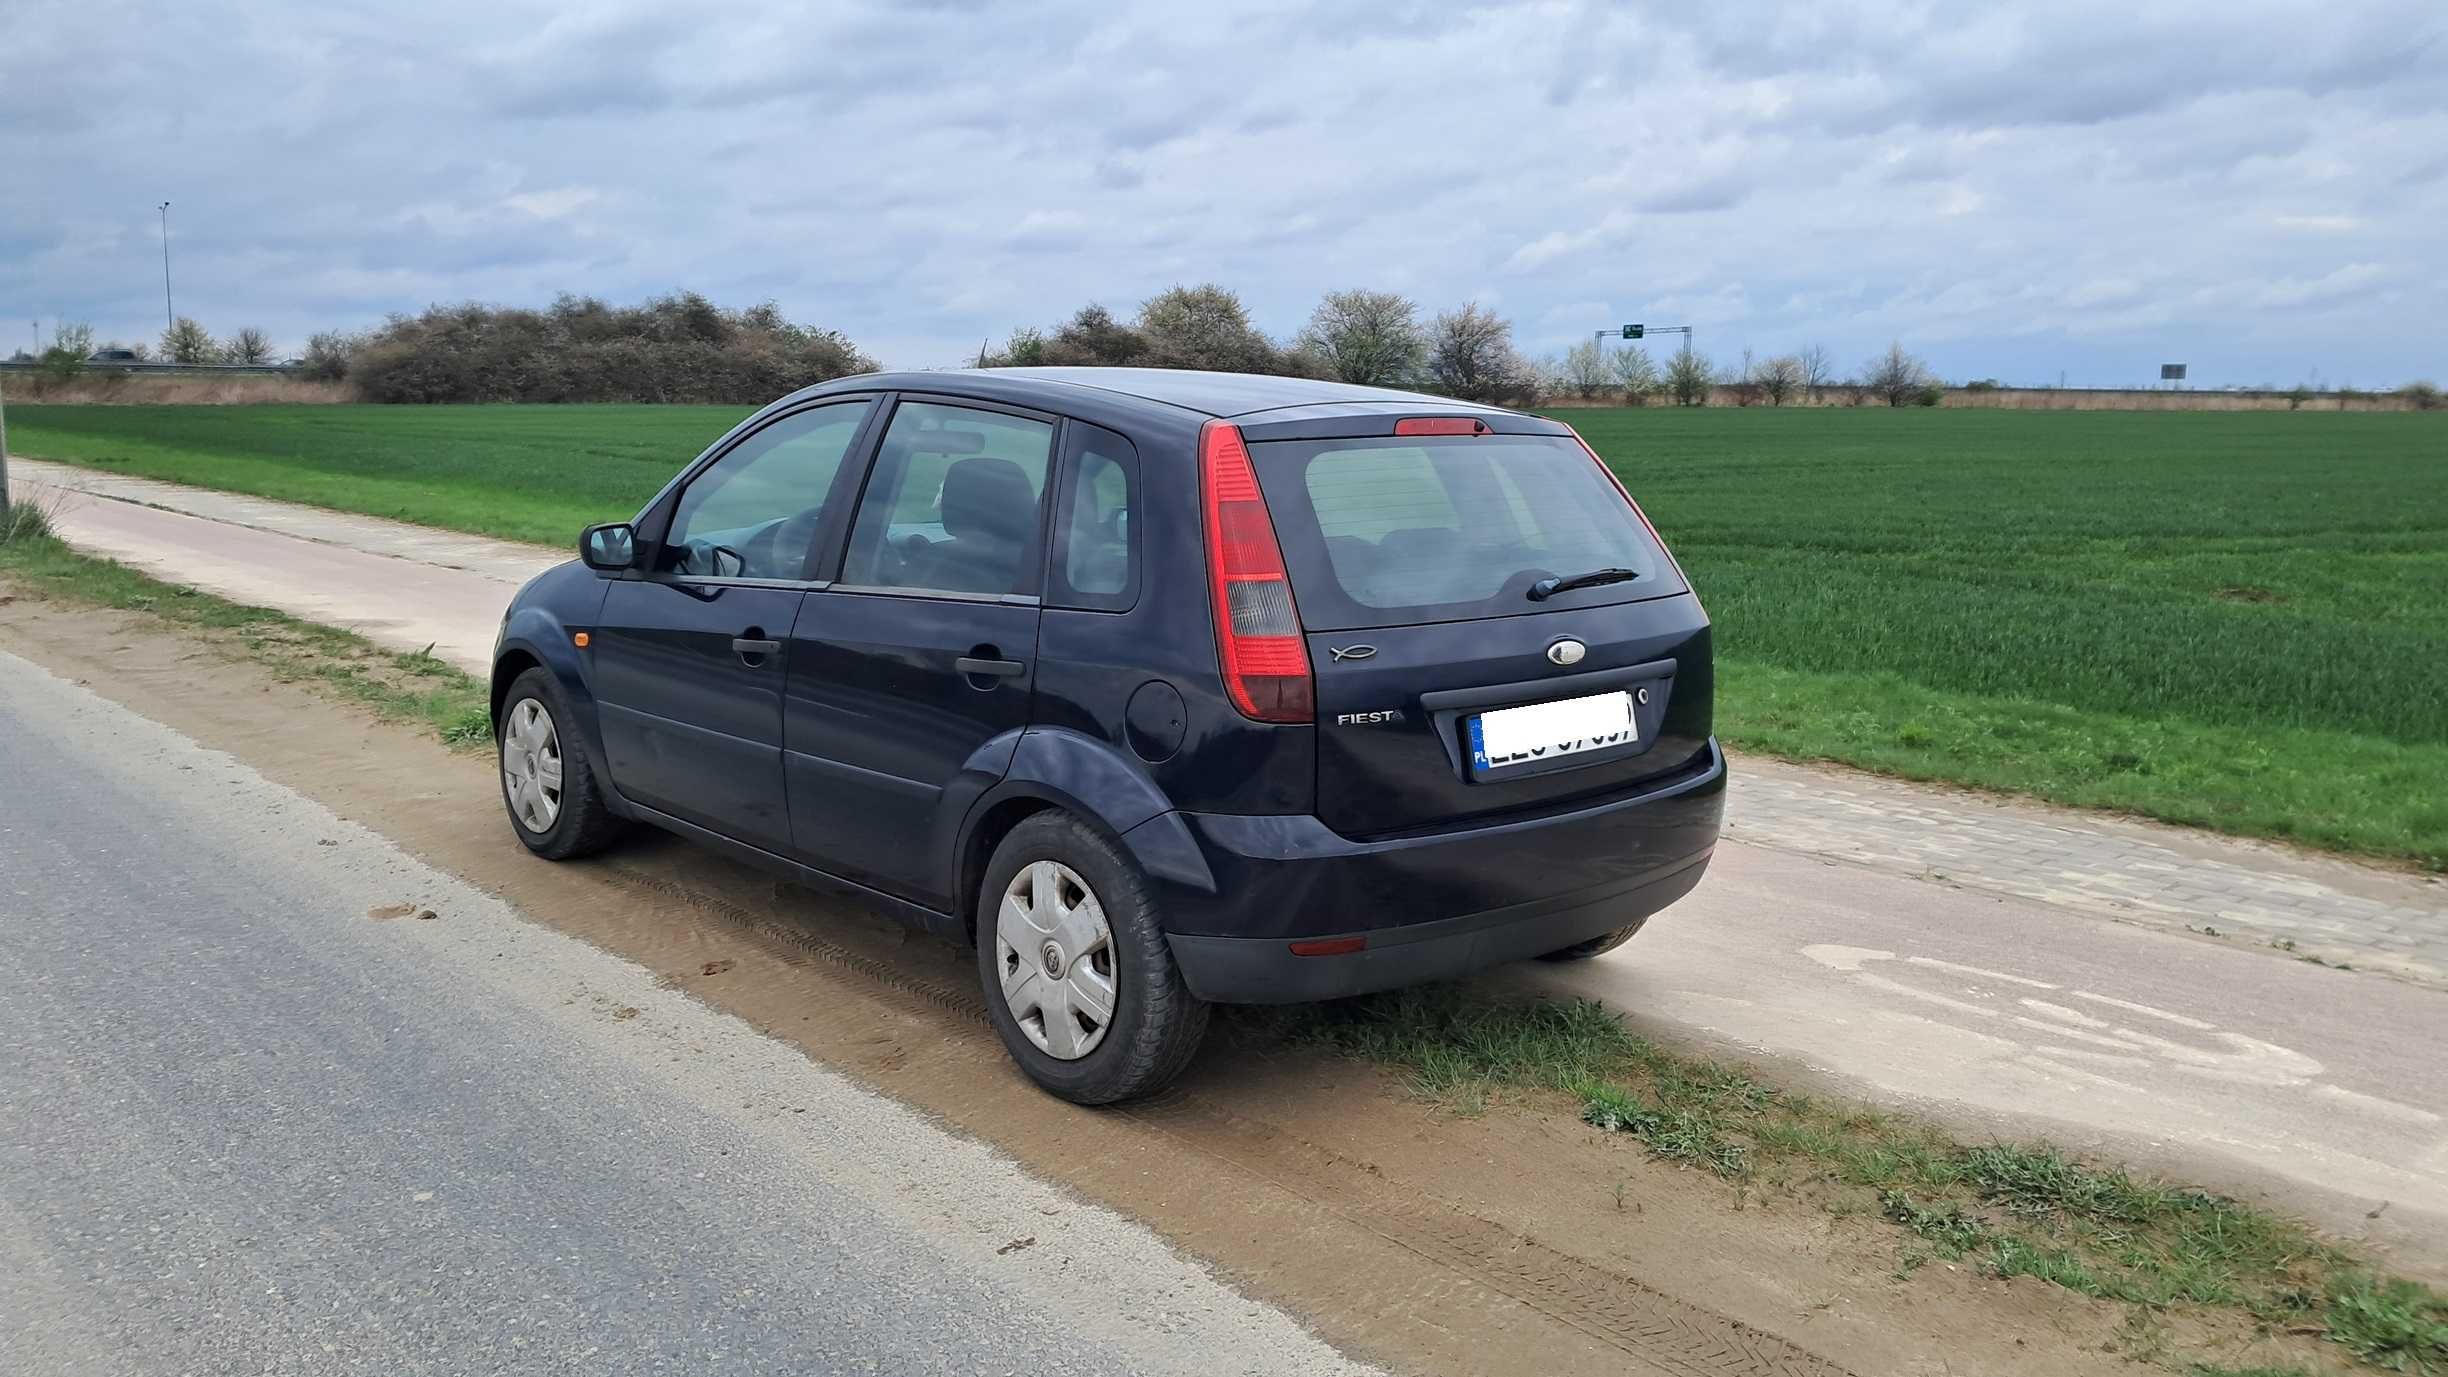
top-left (492, 368), bottom-right (1724, 1102)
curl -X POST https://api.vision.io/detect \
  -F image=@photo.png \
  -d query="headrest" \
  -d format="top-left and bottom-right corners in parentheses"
top-left (939, 457), bottom-right (1034, 543)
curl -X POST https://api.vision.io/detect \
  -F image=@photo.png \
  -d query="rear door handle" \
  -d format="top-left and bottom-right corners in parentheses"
top-left (732, 636), bottom-right (783, 661)
top-left (954, 656), bottom-right (1026, 679)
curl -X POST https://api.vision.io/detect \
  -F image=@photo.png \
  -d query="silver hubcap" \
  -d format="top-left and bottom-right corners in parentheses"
top-left (501, 697), bottom-right (564, 833)
top-left (995, 860), bottom-right (1116, 1061)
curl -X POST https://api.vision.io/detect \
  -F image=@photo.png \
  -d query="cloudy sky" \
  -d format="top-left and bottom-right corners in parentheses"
top-left (6, 0), bottom-right (2442, 387)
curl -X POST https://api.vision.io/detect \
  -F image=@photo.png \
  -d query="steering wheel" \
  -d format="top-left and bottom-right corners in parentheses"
top-left (737, 510), bottom-right (823, 580)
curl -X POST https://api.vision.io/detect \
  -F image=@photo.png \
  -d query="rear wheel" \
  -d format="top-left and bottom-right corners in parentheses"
top-left (976, 813), bottom-right (1209, 1104)
top-left (1536, 916), bottom-right (1650, 962)
top-left (498, 667), bottom-right (623, 860)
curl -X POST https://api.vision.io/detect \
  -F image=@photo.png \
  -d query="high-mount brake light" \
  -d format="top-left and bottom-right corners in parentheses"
top-left (1199, 420), bottom-right (1314, 724)
top-left (1392, 417), bottom-right (1490, 436)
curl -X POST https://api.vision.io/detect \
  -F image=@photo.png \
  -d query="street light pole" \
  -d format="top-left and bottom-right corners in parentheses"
top-left (159, 201), bottom-right (174, 336)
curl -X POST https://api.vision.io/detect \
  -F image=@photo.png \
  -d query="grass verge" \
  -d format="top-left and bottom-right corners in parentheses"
top-left (1260, 987), bottom-right (2448, 1375)
top-left (0, 506), bottom-right (492, 748)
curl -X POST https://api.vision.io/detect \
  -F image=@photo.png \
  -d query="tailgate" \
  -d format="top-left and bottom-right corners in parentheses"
top-left (1307, 595), bottom-right (1714, 837)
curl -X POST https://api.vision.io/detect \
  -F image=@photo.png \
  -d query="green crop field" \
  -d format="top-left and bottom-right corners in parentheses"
top-left (10, 402), bottom-right (2445, 866)
top-left (5, 404), bottom-right (749, 546)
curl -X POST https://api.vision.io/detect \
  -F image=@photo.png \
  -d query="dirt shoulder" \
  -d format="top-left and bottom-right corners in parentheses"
top-left (8, 583), bottom-right (2373, 1377)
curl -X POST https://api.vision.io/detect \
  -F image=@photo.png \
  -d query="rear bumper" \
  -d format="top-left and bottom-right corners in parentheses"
top-left (1149, 740), bottom-right (1725, 1005)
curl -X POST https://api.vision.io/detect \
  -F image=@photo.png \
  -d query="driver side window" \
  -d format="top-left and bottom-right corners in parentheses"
top-left (659, 400), bottom-right (873, 579)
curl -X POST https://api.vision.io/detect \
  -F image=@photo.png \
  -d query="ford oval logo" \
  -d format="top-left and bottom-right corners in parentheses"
top-left (1547, 638), bottom-right (1586, 667)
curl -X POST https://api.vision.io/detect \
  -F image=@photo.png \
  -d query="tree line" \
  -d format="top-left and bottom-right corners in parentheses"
top-left (21, 285), bottom-right (2440, 409)
top-left (978, 285), bottom-right (1542, 407)
top-left (983, 285), bottom-right (1962, 407)
top-left (15, 319), bottom-right (281, 375)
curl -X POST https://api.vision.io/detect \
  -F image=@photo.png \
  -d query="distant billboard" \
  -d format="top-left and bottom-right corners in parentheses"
top-left (2161, 363), bottom-right (2187, 381)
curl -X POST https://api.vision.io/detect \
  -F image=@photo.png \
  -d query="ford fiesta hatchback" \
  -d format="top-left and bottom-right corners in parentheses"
top-left (492, 368), bottom-right (1724, 1102)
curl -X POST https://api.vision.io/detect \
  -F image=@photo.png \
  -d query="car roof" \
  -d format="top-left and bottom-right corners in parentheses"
top-left (831, 367), bottom-right (1518, 421)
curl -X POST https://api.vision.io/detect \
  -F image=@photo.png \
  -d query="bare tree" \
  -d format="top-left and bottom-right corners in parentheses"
top-left (1297, 289), bottom-right (1426, 386)
top-left (1728, 348), bottom-right (1762, 407)
top-left (1559, 338), bottom-right (1611, 399)
top-left (1757, 354), bottom-right (1804, 407)
top-left (224, 327), bottom-right (275, 366)
top-left (1664, 345), bottom-right (1715, 406)
top-left (160, 316), bottom-right (218, 364)
top-left (1796, 343), bottom-right (1832, 402)
top-left (1865, 341), bottom-right (1934, 407)
top-left (1426, 302), bottom-right (1533, 404)
top-left (1609, 345), bottom-right (1659, 404)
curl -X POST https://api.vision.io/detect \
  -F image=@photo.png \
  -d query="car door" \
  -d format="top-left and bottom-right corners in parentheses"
top-left (783, 396), bottom-right (1055, 907)
top-left (591, 398), bottom-right (879, 853)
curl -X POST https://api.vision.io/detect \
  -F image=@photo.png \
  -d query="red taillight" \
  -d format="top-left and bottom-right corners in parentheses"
top-left (1565, 423), bottom-right (1695, 593)
top-left (1200, 420), bottom-right (1313, 724)
top-left (1393, 416), bottom-right (1490, 436)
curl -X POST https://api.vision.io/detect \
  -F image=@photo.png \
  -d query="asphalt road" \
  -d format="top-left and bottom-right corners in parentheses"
top-left (0, 651), bottom-right (1377, 1377)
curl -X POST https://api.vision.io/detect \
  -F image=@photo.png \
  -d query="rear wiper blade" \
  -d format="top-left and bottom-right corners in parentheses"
top-left (1528, 567), bottom-right (1640, 601)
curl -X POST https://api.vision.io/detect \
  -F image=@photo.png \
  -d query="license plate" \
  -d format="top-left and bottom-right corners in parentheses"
top-left (1468, 690), bottom-right (1637, 774)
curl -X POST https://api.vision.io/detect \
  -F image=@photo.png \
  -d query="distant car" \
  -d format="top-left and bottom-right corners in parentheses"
top-left (489, 368), bottom-right (1723, 1102)
top-left (86, 348), bottom-right (142, 363)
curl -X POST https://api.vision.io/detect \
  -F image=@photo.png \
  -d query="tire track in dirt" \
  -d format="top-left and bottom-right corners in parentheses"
top-left (592, 860), bottom-right (1856, 1377)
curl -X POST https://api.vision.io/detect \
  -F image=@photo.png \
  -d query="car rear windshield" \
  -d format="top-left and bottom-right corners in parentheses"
top-left (1246, 434), bottom-right (1685, 631)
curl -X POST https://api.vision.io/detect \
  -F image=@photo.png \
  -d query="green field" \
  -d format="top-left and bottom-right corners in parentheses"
top-left (6, 404), bottom-right (746, 546)
top-left (11, 403), bottom-right (2446, 866)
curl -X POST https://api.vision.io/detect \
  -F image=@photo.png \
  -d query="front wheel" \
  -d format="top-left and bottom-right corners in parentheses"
top-left (498, 667), bottom-right (623, 861)
top-left (976, 813), bottom-right (1209, 1104)
top-left (1536, 916), bottom-right (1650, 962)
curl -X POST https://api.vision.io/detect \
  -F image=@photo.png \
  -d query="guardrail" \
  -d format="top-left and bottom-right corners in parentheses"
top-left (0, 359), bottom-right (304, 378)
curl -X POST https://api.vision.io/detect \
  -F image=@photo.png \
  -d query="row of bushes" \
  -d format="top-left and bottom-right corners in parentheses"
top-left (978, 287), bottom-right (1546, 406)
top-left (308, 294), bottom-right (875, 404)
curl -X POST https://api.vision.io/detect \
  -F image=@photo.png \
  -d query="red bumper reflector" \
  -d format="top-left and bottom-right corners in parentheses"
top-left (1394, 417), bottom-right (1490, 436)
top-left (1288, 936), bottom-right (1368, 957)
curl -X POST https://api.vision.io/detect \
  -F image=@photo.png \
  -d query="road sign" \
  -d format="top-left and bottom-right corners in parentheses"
top-left (1623, 325), bottom-right (1644, 340)
top-left (2161, 363), bottom-right (2186, 381)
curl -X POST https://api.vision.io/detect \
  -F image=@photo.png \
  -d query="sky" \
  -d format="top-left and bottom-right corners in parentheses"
top-left (5, 0), bottom-right (2443, 388)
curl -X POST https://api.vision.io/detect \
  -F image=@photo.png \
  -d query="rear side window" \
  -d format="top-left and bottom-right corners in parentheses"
top-left (841, 401), bottom-right (1053, 596)
top-left (1249, 435), bottom-right (1685, 631)
top-left (1049, 422), bottom-right (1138, 610)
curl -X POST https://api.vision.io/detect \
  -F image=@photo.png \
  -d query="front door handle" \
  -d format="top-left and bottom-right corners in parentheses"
top-left (732, 635), bottom-right (783, 663)
top-left (954, 656), bottom-right (1026, 679)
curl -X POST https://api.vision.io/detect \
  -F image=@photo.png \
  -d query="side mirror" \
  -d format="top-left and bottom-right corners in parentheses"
top-left (579, 522), bottom-right (638, 572)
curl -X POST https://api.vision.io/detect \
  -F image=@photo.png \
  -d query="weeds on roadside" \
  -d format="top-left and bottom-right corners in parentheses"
top-left (1262, 985), bottom-right (2448, 1375)
top-left (0, 531), bottom-right (495, 751)
top-left (0, 497), bottom-right (60, 546)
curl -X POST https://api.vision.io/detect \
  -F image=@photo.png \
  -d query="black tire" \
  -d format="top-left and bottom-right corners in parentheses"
top-left (1536, 915), bottom-right (1650, 962)
top-left (497, 667), bottom-right (624, 861)
top-left (976, 813), bottom-right (1210, 1105)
